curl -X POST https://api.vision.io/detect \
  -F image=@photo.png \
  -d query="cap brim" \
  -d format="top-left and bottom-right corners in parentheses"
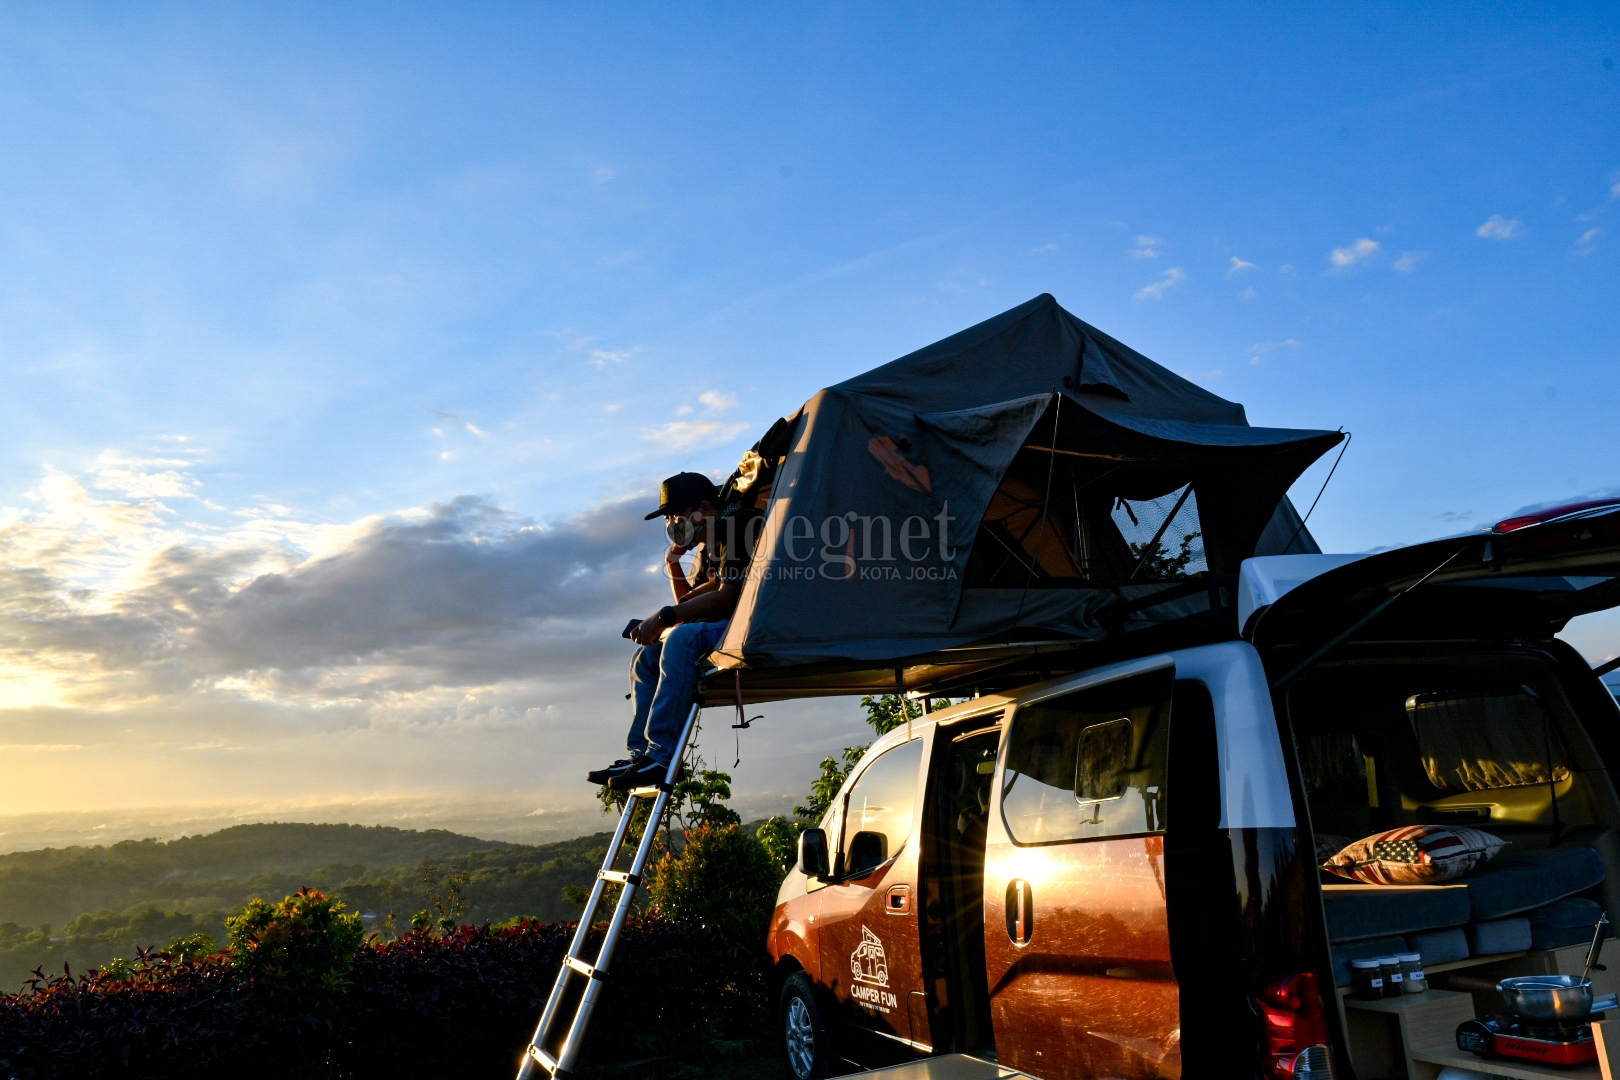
top-left (644, 503), bottom-right (682, 520)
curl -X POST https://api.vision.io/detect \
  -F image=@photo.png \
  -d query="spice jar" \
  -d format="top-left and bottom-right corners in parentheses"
top-left (1377, 956), bottom-right (1403, 997)
top-left (1397, 952), bottom-right (1426, 994)
top-left (1350, 958), bottom-right (1384, 1000)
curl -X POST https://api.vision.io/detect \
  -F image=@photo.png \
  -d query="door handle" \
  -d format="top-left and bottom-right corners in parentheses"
top-left (886, 885), bottom-right (911, 914)
top-left (1006, 879), bottom-right (1034, 946)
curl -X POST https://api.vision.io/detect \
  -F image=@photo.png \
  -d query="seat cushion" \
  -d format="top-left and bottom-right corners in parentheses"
top-left (1323, 885), bottom-right (1472, 943)
top-left (1461, 846), bottom-right (1606, 922)
top-left (1466, 917), bottom-right (1533, 956)
top-left (1330, 936), bottom-right (1409, 988)
top-left (1406, 926), bottom-right (1470, 966)
top-left (1529, 897), bottom-right (1607, 951)
top-left (1323, 825), bottom-right (1507, 885)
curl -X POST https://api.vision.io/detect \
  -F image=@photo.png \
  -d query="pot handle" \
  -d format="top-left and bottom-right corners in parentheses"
top-left (1585, 913), bottom-right (1611, 982)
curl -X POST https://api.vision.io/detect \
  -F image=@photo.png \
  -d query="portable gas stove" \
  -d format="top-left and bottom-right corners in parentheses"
top-left (1456, 1013), bottom-right (1603, 1066)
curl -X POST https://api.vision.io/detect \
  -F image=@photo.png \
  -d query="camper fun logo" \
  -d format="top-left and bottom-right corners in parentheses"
top-left (849, 926), bottom-right (899, 1012)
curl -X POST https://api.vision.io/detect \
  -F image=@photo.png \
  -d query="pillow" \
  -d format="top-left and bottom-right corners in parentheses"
top-left (1314, 833), bottom-right (1354, 865)
top-left (1322, 825), bottom-right (1507, 885)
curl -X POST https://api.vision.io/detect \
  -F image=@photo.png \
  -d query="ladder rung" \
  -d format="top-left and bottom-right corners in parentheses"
top-left (598, 870), bottom-right (640, 885)
top-left (527, 1044), bottom-right (559, 1074)
top-left (565, 955), bottom-right (606, 980)
top-left (627, 784), bottom-right (671, 797)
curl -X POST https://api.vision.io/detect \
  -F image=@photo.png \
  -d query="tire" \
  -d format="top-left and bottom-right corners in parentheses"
top-left (779, 971), bottom-right (833, 1080)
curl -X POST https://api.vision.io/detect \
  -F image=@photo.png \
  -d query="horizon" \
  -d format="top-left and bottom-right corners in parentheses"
top-left (1, 5), bottom-right (1618, 835)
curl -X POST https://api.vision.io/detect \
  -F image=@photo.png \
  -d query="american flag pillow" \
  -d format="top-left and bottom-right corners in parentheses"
top-left (1321, 825), bottom-right (1507, 885)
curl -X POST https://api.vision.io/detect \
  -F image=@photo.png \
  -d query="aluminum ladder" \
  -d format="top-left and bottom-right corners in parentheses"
top-left (516, 702), bottom-right (700, 1079)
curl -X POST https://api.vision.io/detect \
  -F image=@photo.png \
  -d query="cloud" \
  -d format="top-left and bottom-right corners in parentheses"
top-left (1133, 267), bottom-right (1187, 300)
top-left (588, 349), bottom-right (634, 368)
top-left (1329, 238), bottom-right (1381, 268)
top-left (1226, 257), bottom-right (1258, 278)
top-left (1240, 286), bottom-right (1257, 300)
top-left (1248, 339), bottom-right (1302, 365)
top-left (593, 165), bottom-right (615, 182)
top-left (697, 391), bottom-right (740, 412)
top-left (1476, 214), bottom-right (1523, 240)
top-left (1578, 228), bottom-right (1601, 249)
top-left (89, 451), bottom-right (199, 500)
top-left (642, 420), bottom-right (748, 452)
top-left (1130, 235), bottom-right (1162, 258)
top-left (1612, 180), bottom-right (1619, 199)
top-left (1393, 251), bottom-right (1428, 272)
top-left (1029, 243), bottom-right (1058, 255)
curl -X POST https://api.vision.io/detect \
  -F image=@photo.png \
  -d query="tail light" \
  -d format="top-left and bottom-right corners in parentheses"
top-left (1256, 971), bottom-right (1335, 1078)
top-left (1493, 499), bottom-right (1620, 533)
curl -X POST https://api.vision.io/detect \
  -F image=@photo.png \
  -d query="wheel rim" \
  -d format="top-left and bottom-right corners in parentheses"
top-left (785, 995), bottom-right (817, 1078)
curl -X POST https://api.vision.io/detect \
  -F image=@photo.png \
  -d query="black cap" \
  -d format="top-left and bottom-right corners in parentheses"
top-left (645, 472), bottom-right (719, 520)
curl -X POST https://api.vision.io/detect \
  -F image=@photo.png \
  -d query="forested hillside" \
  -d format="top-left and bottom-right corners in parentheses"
top-left (0, 823), bottom-right (613, 991)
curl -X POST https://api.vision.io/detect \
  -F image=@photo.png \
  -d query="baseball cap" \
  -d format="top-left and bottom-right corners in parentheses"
top-left (645, 472), bottom-right (720, 520)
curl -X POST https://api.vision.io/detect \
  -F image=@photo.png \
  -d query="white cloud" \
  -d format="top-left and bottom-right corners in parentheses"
top-left (1133, 267), bottom-right (1187, 300)
top-left (1130, 235), bottom-right (1162, 258)
top-left (697, 390), bottom-right (740, 412)
top-left (1248, 339), bottom-right (1302, 365)
top-left (642, 420), bottom-right (748, 452)
top-left (1240, 286), bottom-right (1257, 300)
top-left (588, 349), bottom-right (634, 368)
top-left (1476, 214), bottom-right (1524, 239)
top-left (464, 422), bottom-right (486, 437)
top-left (1279, 264), bottom-right (1296, 273)
top-left (1329, 238), bottom-right (1381, 268)
top-left (1030, 243), bottom-right (1058, 254)
top-left (594, 165), bottom-right (615, 182)
top-left (89, 451), bottom-right (199, 500)
top-left (1226, 257), bottom-right (1258, 278)
top-left (1612, 180), bottom-right (1619, 199)
top-left (1393, 251), bottom-right (1428, 272)
top-left (1577, 228), bottom-right (1601, 248)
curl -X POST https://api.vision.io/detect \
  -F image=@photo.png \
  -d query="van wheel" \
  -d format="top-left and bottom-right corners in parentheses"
top-left (779, 971), bottom-right (831, 1079)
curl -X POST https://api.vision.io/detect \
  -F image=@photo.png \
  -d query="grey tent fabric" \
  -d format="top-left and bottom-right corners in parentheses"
top-left (713, 294), bottom-right (1341, 670)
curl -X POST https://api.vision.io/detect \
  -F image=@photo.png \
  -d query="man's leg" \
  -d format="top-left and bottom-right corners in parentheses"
top-left (641, 621), bottom-right (729, 767)
top-left (625, 641), bottom-right (662, 757)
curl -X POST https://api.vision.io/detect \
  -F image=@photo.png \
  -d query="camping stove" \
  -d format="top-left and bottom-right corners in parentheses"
top-left (1457, 1014), bottom-right (1600, 1066)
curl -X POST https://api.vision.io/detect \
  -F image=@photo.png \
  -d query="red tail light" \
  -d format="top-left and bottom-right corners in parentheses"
top-left (1256, 971), bottom-right (1334, 1078)
top-left (1493, 499), bottom-right (1620, 534)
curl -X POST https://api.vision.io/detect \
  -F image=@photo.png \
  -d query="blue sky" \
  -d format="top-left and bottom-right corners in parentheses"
top-left (0, 5), bottom-right (1616, 841)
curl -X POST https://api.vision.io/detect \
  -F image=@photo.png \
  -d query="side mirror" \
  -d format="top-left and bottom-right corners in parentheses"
top-left (798, 827), bottom-right (830, 879)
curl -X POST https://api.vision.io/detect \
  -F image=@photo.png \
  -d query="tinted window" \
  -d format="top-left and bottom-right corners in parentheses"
top-left (841, 739), bottom-right (924, 877)
top-left (1001, 668), bottom-right (1173, 844)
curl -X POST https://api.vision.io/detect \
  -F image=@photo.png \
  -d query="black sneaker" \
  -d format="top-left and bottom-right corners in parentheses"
top-left (610, 758), bottom-right (678, 791)
top-left (586, 757), bottom-right (643, 786)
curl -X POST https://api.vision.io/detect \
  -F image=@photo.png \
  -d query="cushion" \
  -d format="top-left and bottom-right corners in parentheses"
top-left (1324, 825), bottom-right (1507, 885)
top-left (1462, 846), bottom-right (1607, 922)
top-left (1406, 926), bottom-right (1470, 966)
top-left (1330, 936), bottom-right (1408, 988)
top-left (1314, 833), bottom-right (1353, 865)
top-left (1529, 897), bottom-right (1607, 951)
top-left (1323, 885), bottom-right (1472, 943)
top-left (1466, 917), bottom-right (1533, 956)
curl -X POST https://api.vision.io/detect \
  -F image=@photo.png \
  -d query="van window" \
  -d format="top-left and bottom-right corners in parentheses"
top-left (1408, 690), bottom-right (1570, 792)
top-left (1000, 667), bottom-right (1173, 844)
top-left (841, 739), bottom-right (924, 877)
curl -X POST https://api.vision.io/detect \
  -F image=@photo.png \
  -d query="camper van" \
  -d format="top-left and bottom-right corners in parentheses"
top-left (764, 501), bottom-right (1620, 1080)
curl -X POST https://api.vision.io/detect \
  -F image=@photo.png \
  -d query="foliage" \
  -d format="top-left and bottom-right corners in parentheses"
top-left (754, 815), bottom-right (803, 873)
top-left (646, 825), bottom-right (782, 967)
top-left (793, 745), bottom-right (866, 822)
top-left (167, 932), bottom-right (219, 960)
top-left (1128, 529), bottom-right (1202, 578)
top-left (225, 888), bottom-right (364, 1003)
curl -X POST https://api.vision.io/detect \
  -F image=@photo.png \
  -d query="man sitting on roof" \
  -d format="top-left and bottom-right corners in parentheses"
top-left (586, 470), bottom-right (765, 791)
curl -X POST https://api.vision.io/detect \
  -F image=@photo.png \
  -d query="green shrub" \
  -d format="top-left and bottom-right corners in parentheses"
top-left (754, 815), bottom-right (803, 873)
top-left (167, 931), bottom-right (219, 960)
top-left (225, 887), bottom-right (364, 1003)
top-left (647, 826), bottom-right (781, 965)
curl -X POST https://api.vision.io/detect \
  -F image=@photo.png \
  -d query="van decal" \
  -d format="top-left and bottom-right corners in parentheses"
top-left (849, 926), bottom-right (899, 1012)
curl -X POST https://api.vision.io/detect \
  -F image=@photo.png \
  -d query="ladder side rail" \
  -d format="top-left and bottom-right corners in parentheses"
top-left (517, 748), bottom-right (643, 1079)
top-left (549, 703), bottom-right (702, 1076)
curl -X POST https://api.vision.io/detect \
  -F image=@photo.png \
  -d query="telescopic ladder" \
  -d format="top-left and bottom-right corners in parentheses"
top-left (515, 702), bottom-right (701, 1079)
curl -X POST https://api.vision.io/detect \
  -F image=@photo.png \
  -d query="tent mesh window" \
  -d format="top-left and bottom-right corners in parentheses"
top-left (1109, 486), bottom-right (1207, 580)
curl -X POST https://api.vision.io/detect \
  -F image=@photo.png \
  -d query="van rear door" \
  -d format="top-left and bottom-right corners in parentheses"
top-left (981, 657), bottom-right (1181, 1080)
top-left (1250, 505), bottom-right (1620, 665)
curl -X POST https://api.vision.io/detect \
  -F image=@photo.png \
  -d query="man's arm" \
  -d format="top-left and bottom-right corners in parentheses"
top-left (629, 581), bottom-right (742, 645)
top-left (665, 542), bottom-right (696, 603)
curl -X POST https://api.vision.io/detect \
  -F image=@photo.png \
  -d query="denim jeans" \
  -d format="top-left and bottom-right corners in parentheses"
top-left (627, 620), bottom-right (729, 766)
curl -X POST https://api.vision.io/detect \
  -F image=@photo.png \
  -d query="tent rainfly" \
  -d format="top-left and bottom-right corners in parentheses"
top-left (707, 293), bottom-right (1344, 690)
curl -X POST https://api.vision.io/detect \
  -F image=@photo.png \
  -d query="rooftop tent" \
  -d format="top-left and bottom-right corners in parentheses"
top-left (706, 294), bottom-right (1343, 696)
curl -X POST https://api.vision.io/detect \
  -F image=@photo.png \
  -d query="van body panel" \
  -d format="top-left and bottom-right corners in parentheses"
top-left (1173, 642), bottom-right (1295, 829)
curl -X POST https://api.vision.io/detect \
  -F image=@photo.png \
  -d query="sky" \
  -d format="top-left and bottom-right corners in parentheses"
top-left (0, 4), bottom-right (1617, 849)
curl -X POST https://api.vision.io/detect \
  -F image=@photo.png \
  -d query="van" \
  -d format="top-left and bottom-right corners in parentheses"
top-left (765, 500), bottom-right (1620, 1079)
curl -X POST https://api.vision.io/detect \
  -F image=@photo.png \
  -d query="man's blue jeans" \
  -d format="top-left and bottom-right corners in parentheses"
top-left (627, 620), bottom-right (728, 767)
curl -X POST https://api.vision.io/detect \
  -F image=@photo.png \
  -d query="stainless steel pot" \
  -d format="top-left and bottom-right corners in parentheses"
top-left (1497, 975), bottom-right (1594, 1021)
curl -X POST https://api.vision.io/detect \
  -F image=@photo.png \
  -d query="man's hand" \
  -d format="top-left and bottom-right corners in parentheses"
top-left (630, 611), bottom-right (665, 646)
top-left (664, 542), bottom-right (687, 570)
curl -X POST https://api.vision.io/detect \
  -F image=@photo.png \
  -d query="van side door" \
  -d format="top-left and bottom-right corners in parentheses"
top-left (815, 736), bottom-right (928, 1067)
top-left (983, 661), bottom-right (1181, 1080)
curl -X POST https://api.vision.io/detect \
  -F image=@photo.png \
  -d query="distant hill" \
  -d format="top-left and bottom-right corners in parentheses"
top-left (0, 822), bottom-right (617, 992)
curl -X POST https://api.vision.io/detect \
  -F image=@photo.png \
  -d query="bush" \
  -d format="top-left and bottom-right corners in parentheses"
top-left (226, 888), bottom-right (364, 1004)
top-left (647, 825), bottom-right (782, 968)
